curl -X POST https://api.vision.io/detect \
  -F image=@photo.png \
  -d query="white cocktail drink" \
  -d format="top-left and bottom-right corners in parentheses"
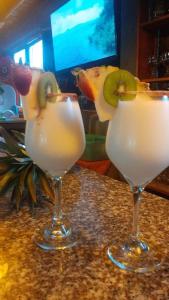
top-left (24, 93), bottom-right (85, 250)
top-left (10, 64), bottom-right (86, 251)
top-left (25, 96), bottom-right (85, 177)
top-left (106, 93), bottom-right (169, 186)
top-left (73, 65), bottom-right (169, 271)
top-left (105, 90), bottom-right (169, 272)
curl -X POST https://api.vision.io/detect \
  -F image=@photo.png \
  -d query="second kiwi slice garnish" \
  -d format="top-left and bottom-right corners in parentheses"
top-left (103, 70), bottom-right (137, 107)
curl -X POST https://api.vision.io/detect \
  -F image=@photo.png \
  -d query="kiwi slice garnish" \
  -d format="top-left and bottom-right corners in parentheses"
top-left (103, 70), bottom-right (137, 107)
top-left (37, 72), bottom-right (60, 108)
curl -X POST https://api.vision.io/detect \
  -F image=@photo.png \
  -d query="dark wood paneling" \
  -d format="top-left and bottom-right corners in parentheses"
top-left (120, 0), bottom-right (139, 75)
top-left (137, 0), bottom-right (169, 85)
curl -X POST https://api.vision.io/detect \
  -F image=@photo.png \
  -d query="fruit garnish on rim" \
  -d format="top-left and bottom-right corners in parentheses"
top-left (73, 66), bottom-right (139, 121)
top-left (72, 68), bottom-right (95, 101)
top-left (72, 65), bottom-right (119, 102)
top-left (19, 67), bottom-right (42, 120)
top-left (13, 66), bottom-right (61, 120)
top-left (72, 65), bottom-right (120, 121)
top-left (103, 69), bottom-right (137, 107)
top-left (13, 64), bottom-right (32, 96)
top-left (37, 72), bottom-right (60, 108)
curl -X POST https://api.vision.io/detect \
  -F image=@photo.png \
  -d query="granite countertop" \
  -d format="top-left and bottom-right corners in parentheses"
top-left (0, 167), bottom-right (169, 300)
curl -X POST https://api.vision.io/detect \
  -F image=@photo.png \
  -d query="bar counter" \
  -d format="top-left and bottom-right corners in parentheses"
top-left (0, 119), bottom-right (25, 132)
top-left (0, 167), bottom-right (169, 300)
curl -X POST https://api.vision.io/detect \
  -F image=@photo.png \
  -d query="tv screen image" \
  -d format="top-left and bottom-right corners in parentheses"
top-left (50, 0), bottom-right (117, 72)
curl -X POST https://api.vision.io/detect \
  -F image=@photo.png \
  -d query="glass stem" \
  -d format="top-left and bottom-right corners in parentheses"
top-left (131, 186), bottom-right (144, 240)
top-left (51, 176), bottom-right (63, 226)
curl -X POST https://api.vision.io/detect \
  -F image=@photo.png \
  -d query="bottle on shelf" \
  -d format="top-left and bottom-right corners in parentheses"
top-left (166, 0), bottom-right (169, 14)
top-left (158, 51), bottom-right (169, 76)
top-left (149, 0), bottom-right (166, 20)
top-left (148, 55), bottom-right (159, 77)
top-left (138, 0), bottom-right (169, 90)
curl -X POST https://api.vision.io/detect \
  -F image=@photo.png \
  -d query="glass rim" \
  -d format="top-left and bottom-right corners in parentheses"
top-left (47, 92), bottom-right (78, 101)
top-left (121, 90), bottom-right (169, 96)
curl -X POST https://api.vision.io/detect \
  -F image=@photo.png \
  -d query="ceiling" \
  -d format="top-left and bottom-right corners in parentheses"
top-left (0, 0), bottom-right (60, 49)
top-left (0, 0), bottom-right (56, 50)
top-left (0, 0), bottom-right (21, 19)
top-left (0, 0), bottom-right (41, 29)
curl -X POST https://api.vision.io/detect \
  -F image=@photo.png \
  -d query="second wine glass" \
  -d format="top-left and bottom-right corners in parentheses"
top-left (106, 90), bottom-right (169, 272)
top-left (25, 93), bottom-right (85, 250)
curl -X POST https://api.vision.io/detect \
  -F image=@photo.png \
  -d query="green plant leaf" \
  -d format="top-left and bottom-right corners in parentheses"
top-left (0, 141), bottom-right (11, 153)
top-left (11, 181), bottom-right (21, 211)
top-left (27, 164), bottom-right (37, 204)
top-left (0, 176), bottom-right (18, 196)
top-left (0, 162), bottom-right (9, 175)
top-left (12, 164), bottom-right (32, 211)
top-left (0, 156), bottom-right (14, 163)
top-left (0, 127), bottom-right (24, 156)
top-left (0, 167), bottom-right (18, 194)
top-left (11, 130), bottom-right (25, 144)
top-left (38, 169), bottom-right (55, 203)
top-left (0, 129), bottom-right (56, 210)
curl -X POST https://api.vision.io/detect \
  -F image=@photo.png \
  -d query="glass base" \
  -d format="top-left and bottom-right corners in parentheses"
top-left (107, 236), bottom-right (162, 273)
top-left (33, 216), bottom-right (78, 251)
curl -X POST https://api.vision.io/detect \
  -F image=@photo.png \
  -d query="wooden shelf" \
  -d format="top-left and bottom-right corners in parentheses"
top-left (141, 14), bottom-right (169, 32)
top-left (137, 1), bottom-right (169, 85)
top-left (142, 77), bottom-right (169, 83)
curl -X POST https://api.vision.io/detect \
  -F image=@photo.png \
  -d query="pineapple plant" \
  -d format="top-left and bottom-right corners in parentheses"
top-left (0, 126), bottom-right (55, 211)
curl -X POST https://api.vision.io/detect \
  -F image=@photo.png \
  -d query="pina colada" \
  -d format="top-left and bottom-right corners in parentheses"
top-left (25, 93), bottom-right (85, 250)
top-left (106, 94), bottom-right (169, 186)
top-left (9, 65), bottom-right (86, 251)
top-left (74, 66), bottom-right (169, 272)
top-left (105, 90), bottom-right (169, 272)
top-left (25, 96), bottom-right (85, 177)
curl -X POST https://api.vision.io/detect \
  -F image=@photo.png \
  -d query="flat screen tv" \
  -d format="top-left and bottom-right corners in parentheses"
top-left (50, 0), bottom-right (120, 91)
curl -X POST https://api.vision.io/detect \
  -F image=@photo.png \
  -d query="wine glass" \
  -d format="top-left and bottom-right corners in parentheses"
top-left (106, 90), bottom-right (169, 272)
top-left (25, 93), bottom-right (85, 250)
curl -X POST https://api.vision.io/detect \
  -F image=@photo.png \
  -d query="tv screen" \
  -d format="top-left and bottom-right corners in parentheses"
top-left (50, 0), bottom-right (118, 72)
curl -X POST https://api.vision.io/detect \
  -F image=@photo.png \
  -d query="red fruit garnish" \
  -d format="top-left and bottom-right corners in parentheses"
top-left (13, 65), bottom-right (32, 95)
top-left (76, 71), bottom-right (95, 101)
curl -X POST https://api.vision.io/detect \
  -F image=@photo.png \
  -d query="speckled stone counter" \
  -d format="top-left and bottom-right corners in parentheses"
top-left (0, 167), bottom-right (169, 300)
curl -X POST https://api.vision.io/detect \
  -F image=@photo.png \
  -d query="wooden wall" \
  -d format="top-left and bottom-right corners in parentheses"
top-left (120, 0), bottom-right (139, 75)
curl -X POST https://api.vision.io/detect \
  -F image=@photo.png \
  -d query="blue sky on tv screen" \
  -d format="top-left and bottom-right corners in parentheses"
top-left (51, 0), bottom-right (117, 71)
